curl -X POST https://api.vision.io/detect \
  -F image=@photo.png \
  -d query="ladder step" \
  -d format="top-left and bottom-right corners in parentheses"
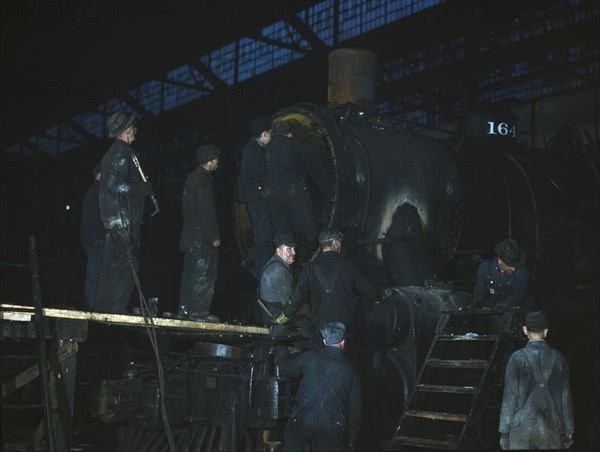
top-left (405, 410), bottom-right (467, 422)
top-left (416, 384), bottom-right (477, 394)
top-left (437, 334), bottom-right (498, 341)
top-left (427, 359), bottom-right (488, 369)
top-left (441, 308), bottom-right (510, 315)
top-left (392, 436), bottom-right (456, 449)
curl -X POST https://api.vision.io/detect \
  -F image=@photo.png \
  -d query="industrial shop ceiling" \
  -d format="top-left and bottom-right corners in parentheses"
top-left (1, 0), bottom-right (595, 152)
top-left (0, 0), bottom-right (320, 147)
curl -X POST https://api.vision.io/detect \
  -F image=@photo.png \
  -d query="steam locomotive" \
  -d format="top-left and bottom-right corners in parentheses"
top-left (87, 97), bottom-right (588, 451)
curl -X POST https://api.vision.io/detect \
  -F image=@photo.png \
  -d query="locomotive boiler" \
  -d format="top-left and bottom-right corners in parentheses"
top-left (238, 50), bottom-right (540, 289)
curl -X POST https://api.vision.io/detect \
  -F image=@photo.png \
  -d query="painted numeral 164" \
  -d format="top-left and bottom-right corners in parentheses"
top-left (487, 121), bottom-right (516, 137)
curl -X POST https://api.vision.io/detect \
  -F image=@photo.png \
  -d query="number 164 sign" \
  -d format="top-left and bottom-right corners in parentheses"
top-left (487, 121), bottom-right (516, 137)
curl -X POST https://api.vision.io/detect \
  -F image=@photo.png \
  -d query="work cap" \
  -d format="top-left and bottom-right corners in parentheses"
top-left (196, 144), bottom-right (221, 163)
top-left (274, 234), bottom-right (297, 248)
top-left (495, 238), bottom-right (526, 267)
top-left (106, 112), bottom-right (135, 138)
top-left (525, 311), bottom-right (550, 330)
top-left (272, 120), bottom-right (294, 136)
top-left (319, 228), bottom-right (344, 244)
top-left (320, 322), bottom-right (345, 344)
top-left (249, 117), bottom-right (271, 137)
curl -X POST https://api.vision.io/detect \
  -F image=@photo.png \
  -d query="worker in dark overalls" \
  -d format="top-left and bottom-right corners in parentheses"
top-left (274, 322), bottom-right (362, 451)
top-left (266, 120), bottom-right (317, 259)
top-left (472, 238), bottom-right (531, 309)
top-left (178, 145), bottom-right (222, 323)
top-left (95, 112), bottom-right (154, 314)
top-left (239, 117), bottom-right (273, 275)
top-left (499, 311), bottom-right (574, 449)
top-left (258, 234), bottom-right (297, 326)
top-left (275, 229), bottom-right (376, 344)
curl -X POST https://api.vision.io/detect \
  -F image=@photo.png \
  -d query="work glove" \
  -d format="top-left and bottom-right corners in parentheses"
top-left (562, 434), bottom-right (574, 449)
top-left (499, 433), bottom-right (509, 450)
top-left (273, 312), bottom-right (289, 325)
top-left (378, 287), bottom-right (395, 300)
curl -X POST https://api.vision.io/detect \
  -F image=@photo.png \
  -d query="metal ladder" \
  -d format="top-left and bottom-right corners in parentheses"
top-left (389, 308), bottom-right (517, 450)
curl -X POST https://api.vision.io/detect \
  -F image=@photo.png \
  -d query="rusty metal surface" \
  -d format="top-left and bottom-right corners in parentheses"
top-left (328, 48), bottom-right (377, 108)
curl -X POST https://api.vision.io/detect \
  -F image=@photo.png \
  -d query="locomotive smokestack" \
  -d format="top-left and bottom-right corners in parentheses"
top-left (328, 48), bottom-right (377, 110)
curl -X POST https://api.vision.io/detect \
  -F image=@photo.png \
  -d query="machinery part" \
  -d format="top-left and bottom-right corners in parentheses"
top-left (192, 342), bottom-right (251, 359)
top-left (328, 48), bottom-right (377, 108)
top-left (94, 348), bottom-right (291, 450)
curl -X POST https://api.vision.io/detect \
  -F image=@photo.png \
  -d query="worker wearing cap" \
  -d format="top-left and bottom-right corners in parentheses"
top-left (266, 120), bottom-right (317, 257)
top-left (95, 112), bottom-right (155, 314)
top-left (178, 144), bottom-right (222, 323)
top-left (239, 117), bottom-right (273, 275)
top-left (472, 238), bottom-right (530, 309)
top-left (274, 322), bottom-right (362, 451)
top-left (258, 233), bottom-right (297, 326)
top-left (499, 311), bottom-right (574, 449)
top-left (276, 228), bottom-right (376, 340)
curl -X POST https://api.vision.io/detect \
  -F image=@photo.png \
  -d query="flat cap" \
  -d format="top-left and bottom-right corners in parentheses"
top-left (495, 238), bottom-right (526, 267)
top-left (196, 144), bottom-right (221, 163)
top-left (106, 112), bottom-right (135, 138)
top-left (320, 322), bottom-right (345, 344)
top-left (274, 234), bottom-right (297, 248)
top-left (525, 311), bottom-right (550, 330)
top-left (272, 120), bottom-right (295, 136)
top-left (319, 228), bottom-right (344, 244)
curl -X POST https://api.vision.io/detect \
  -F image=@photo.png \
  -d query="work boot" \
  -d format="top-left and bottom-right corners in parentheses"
top-left (201, 313), bottom-right (221, 323)
top-left (189, 312), bottom-right (221, 323)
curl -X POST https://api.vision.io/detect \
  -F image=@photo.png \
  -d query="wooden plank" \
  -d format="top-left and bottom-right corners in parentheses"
top-left (416, 384), bottom-right (476, 395)
top-left (427, 359), bottom-right (488, 369)
top-left (406, 410), bottom-right (466, 422)
top-left (1, 342), bottom-right (78, 398)
top-left (26, 419), bottom-right (45, 452)
top-left (436, 334), bottom-right (498, 341)
top-left (0, 304), bottom-right (269, 335)
top-left (392, 436), bottom-right (455, 449)
top-left (1, 312), bottom-right (33, 321)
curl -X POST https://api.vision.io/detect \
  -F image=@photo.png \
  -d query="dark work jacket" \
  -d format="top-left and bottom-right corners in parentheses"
top-left (266, 134), bottom-right (308, 190)
top-left (99, 139), bottom-right (148, 230)
top-left (276, 345), bottom-right (361, 441)
top-left (267, 134), bottom-right (334, 200)
top-left (239, 137), bottom-right (267, 204)
top-left (179, 167), bottom-right (219, 251)
top-left (284, 251), bottom-right (376, 327)
top-left (259, 255), bottom-right (293, 304)
top-left (80, 180), bottom-right (104, 250)
top-left (472, 258), bottom-right (529, 307)
top-left (499, 340), bottom-right (574, 437)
